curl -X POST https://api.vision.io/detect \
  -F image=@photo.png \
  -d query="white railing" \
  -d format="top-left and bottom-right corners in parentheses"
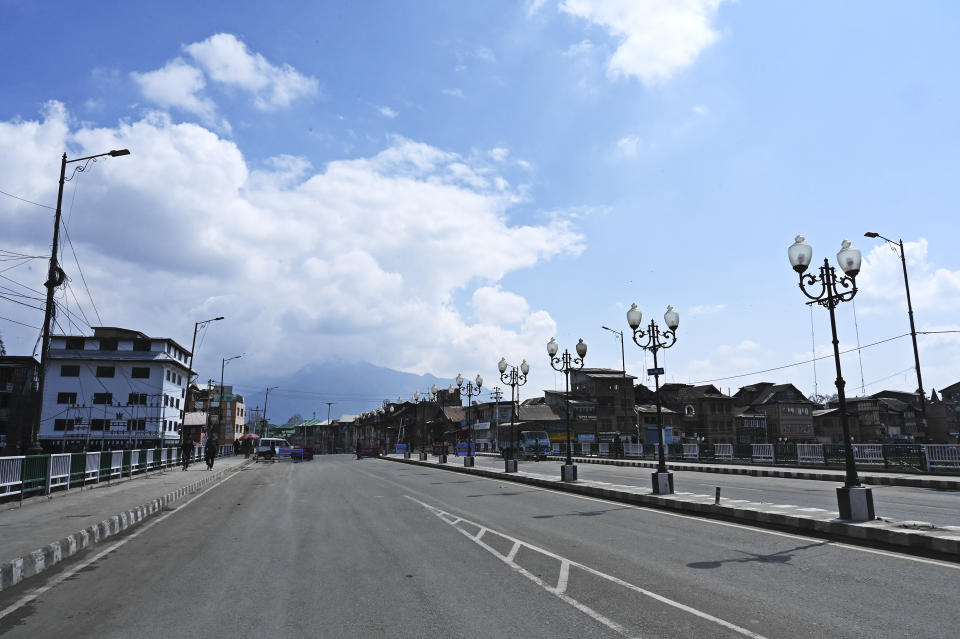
top-left (1, 456), bottom-right (24, 496)
top-left (581, 443), bottom-right (593, 455)
top-left (925, 444), bottom-right (960, 470)
top-left (109, 451), bottom-right (123, 478)
top-left (598, 443), bottom-right (610, 456)
top-left (48, 453), bottom-right (72, 491)
top-left (797, 443), bottom-right (824, 465)
top-left (853, 444), bottom-right (884, 463)
top-left (752, 444), bottom-right (775, 464)
top-left (624, 443), bottom-right (642, 457)
top-left (85, 452), bottom-right (101, 482)
top-left (683, 444), bottom-right (699, 460)
top-left (714, 443), bottom-right (733, 461)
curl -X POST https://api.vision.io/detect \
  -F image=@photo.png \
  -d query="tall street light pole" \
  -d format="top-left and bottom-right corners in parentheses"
top-left (498, 357), bottom-right (529, 473)
top-left (217, 354), bottom-right (242, 444)
top-left (864, 232), bottom-right (926, 434)
top-left (601, 325), bottom-right (627, 449)
top-left (30, 149), bottom-right (131, 453)
top-left (263, 386), bottom-right (278, 438)
top-left (626, 305), bottom-right (679, 494)
top-left (455, 373), bottom-right (483, 467)
top-left (548, 337), bottom-right (587, 482)
top-left (789, 235), bottom-right (875, 521)
top-left (183, 316), bottom-right (223, 444)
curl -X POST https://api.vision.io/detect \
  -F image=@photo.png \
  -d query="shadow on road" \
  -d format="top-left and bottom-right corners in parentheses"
top-left (686, 541), bottom-right (829, 570)
top-left (531, 507), bottom-right (629, 519)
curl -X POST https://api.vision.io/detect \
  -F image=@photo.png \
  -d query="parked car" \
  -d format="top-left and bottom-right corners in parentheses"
top-left (256, 438), bottom-right (291, 460)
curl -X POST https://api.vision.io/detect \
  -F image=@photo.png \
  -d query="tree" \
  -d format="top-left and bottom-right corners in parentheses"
top-left (0, 332), bottom-right (6, 356)
top-left (286, 413), bottom-right (303, 425)
top-left (808, 392), bottom-right (837, 408)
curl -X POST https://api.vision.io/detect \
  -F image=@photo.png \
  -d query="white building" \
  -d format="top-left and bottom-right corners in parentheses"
top-left (39, 327), bottom-right (192, 451)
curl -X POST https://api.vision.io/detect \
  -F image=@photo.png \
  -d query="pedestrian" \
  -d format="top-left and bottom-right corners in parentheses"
top-left (205, 438), bottom-right (217, 470)
top-left (614, 433), bottom-right (623, 459)
top-left (233, 439), bottom-right (241, 456)
top-left (181, 437), bottom-right (195, 471)
top-left (356, 440), bottom-right (362, 460)
top-left (242, 438), bottom-right (252, 458)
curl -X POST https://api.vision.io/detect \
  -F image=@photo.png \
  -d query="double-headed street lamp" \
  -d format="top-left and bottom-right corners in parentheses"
top-left (456, 373), bottom-right (483, 467)
top-left (547, 337), bottom-right (586, 482)
top-left (626, 304), bottom-right (680, 494)
top-left (864, 231), bottom-right (926, 433)
top-left (789, 235), bottom-right (875, 521)
top-left (413, 384), bottom-right (439, 460)
top-left (182, 316), bottom-right (224, 444)
top-left (498, 357), bottom-right (530, 473)
top-left (30, 149), bottom-right (131, 453)
top-left (215, 354), bottom-right (242, 444)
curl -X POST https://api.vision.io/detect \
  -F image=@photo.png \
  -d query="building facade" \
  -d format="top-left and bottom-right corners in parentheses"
top-left (734, 383), bottom-right (815, 443)
top-left (190, 384), bottom-right (246, 444)
top-left (0, 356), bottom-right (39, 455)
top-left (658, 383), bottom-right (736, 443)
top-left (38, 327), bottom-right (191, 451)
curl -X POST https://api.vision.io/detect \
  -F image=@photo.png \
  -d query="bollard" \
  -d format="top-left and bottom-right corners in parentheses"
top-left (715, 486), bottom-right (721, 505)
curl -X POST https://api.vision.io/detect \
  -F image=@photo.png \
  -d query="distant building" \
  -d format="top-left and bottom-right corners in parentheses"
top-left (190, 384), bottom-right (246, 444)
top-left (925, 383), bottom-right (960, 443)
top-left (38, 327), bottom-right (191, 451)
top-left (0, 356), bottom-right (39, 454)
top-left (658, 383), bottom-right (736, 443)
top-left (569, 368), bottom-right (637, 433)
top-left (635, 404), bottom-right (680, 445)
top-left (734, 382), bottom-right (815, 443)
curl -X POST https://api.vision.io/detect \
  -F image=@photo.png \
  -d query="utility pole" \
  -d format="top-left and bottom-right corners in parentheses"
top-left (490, 387), bottom-right (503, 451)
top-left (204, 380), bottom-right (214, 443)
top-left (263, 387), bottom-right (278, 437)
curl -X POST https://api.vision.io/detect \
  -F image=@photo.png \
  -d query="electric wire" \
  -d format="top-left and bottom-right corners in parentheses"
top-left (60, 222), bottom-right (102, 326)
top-left (0, 188), bottom-right (55, 210)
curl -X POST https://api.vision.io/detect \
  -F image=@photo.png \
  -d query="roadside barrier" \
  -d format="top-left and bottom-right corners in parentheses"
top-left (0, 445), bottom-right (239, 504)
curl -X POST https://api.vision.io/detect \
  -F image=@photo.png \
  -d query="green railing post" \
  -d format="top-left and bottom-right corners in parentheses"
top-left (69, 452), bottom-right (86, 488)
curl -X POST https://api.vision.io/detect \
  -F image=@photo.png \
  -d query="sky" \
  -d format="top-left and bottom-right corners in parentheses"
top-left (1, 0), bottom-right (959, 416)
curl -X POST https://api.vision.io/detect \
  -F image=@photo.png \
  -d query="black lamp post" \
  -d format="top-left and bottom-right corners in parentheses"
top-left (30, 149), bottom-right (131, 454)
top-left (498, 357), bottom-right (530, 473)
top-left (456, 373), bottom-right (483, 467)
top-left (789, 235), bottom-right (875, 521)
top-left (626, 304), bottom-right (679, 494)
top-left (864, 232), bottom-right (927, 435)
top-left (182, 316), bottom-right (224, 444)
top-left (547, 337), bottom-right (586, 482)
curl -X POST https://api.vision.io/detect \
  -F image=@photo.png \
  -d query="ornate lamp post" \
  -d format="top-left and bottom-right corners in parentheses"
top-left (547, 337), bottom-right (586, 482)
top-left (455, 373), bottom-right (483, 467)
top-left (413, 384), bottom-right (439, 461)
top-left (864, 232), bottom-right (926, 435)
top-left (789, 235), bottom-right (875, 521)
top-left (498, 357), bottom-right (530, 473)
top-left (626, 304), bottom-right (679, 494)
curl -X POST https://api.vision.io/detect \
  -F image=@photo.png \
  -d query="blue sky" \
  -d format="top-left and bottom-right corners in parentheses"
top-left (2, 1), bottom-right (959, 411)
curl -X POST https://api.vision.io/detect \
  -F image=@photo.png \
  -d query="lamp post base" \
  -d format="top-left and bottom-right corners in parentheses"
top-left (836, 486), bottom-right (875, 521)
top-left (419, 452), bottom-right (428, 461)
top-left (504, 459), bottom-right (518, 473)
top-left (464, 455), bottom-right (475, 467)
top-left (403, 451), bottom-right (411, 459)
top-left (652, 471), bottom-right (674, 495)
top-left (561, 464), bottom-right (577, 482)
top-left (438, 454), bottom-right (447, 464)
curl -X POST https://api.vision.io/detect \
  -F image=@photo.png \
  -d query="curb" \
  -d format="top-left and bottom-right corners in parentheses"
top-left (387, 457), bottom-right (960, 560)
top-left (515, 455), bottom-right (960, 490)
top-left (0, 460), bottom-right (251, 593)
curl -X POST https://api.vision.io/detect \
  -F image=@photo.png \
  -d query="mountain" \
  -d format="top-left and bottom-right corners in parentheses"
top-left (234, 361), bottom-right (456, 425)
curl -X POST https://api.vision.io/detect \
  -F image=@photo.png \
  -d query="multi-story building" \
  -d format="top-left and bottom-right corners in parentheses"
top-left (927, 383), bottom-right (960, 443)
top-left (658, 383), bottom-right (736, 443)
top-left (733, 409), bottom-right (767, 444)
top-left (569, 368), bottom-right (637, 433)
top-left (38, 327), bottom-right (191, 451)
top-left (0, 356), bottom-right (39, 454)
top-left (543, 390), bottom-right (597, 443)
top-left (734, 382), bottom-right (815, 442)
top-left (190, 384), bottom-right (246, 444)
top-left (869, 390), bottom-right (924, 440)
top-left (635, 404), bottom-right (680, 445)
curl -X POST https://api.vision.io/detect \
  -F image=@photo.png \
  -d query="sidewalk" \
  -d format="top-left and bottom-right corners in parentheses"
top-left (0, 455), bottom-right (251, 592)
top-left (476, 452), bottom-right (960, 490)
top-left (386, 454), bottom-right (960, 559)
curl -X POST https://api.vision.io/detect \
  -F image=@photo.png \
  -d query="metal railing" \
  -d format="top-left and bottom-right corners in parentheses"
top-left (0, 445), bottom-right (239, 503)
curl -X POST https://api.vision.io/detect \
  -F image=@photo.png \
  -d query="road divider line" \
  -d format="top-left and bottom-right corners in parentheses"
top-left (557, 560), bottom-right (570, 594)
top-left (406, 495), bottom-right (769, 639)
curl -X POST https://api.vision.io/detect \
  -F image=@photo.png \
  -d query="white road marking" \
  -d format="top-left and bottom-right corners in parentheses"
top-left (407, 495), bottom-right (769, 639)
top-left (0, 468), bottom-right (243, 621)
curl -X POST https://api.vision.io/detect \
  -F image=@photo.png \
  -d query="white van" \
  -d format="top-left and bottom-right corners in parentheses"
top-left (519, 431), bottom-right (551, 459)
top-left (256, 438), bottom-right (291, 461)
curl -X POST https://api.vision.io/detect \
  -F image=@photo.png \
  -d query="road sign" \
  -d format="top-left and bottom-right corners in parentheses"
top-left (647, 367), bottom-right (665, 376)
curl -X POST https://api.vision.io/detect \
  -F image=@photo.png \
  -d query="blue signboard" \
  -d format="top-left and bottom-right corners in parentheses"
top-left (395, 443), bottom-right (408, 454)
top-left (456, 442), bottom-right (475, 456)
top-left (647, 367), bottom-right (665, 376)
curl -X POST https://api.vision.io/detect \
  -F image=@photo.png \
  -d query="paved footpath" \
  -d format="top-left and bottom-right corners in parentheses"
top-left (386, 453), bottom-right (960, 559)
top-left (0, 455), bottom-right (251, 591)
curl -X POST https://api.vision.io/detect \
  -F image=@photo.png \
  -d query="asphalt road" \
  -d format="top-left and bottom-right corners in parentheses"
top-left (466, 454), bottom-right (960, 527)
top-left (1, 455), bottom-right (957, 638)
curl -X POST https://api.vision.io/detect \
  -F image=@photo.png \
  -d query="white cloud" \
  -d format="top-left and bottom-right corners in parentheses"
top-left (378, 105), bottom-right (399, 119)
top-left (184, 33), bottom-right (318, 110)
top-left (563, 39), bottom-right (595, 57)
top-left (489, 147), bottom-right (510, 162)
top-left (616, 134), bottom-right (641, 157)
top-left (526, 0), bottom-right (549, 16)
top-left (130, 59), bottom-right (224, 130)
top-left (559, 0), bottom-right (730, 85)
top-left (442, 88), bottom-right (465, 99)
top-left (689, 303), bottom-right (726, 316)
top-left (0, 104), bottom-right (582, 385)
top-left (692, 104), bottom-right (711, 116)
top-left (858, 239), bottom-right (960, 314)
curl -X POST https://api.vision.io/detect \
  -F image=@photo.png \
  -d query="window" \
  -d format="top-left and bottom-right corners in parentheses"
top-left (131, 367), bottom-right (150, 379)
top-left (60, 365), bottom-right (80, 377)
top-left (99, 338), bottom-right (118, 351)
top-left (177, 374), bottom-right (182, 385)
top-left (164, 395), bottom-right (169, 407)
top-left (53, 419), bottom-right (75, 431)
top-left (93, 392), bottom-right (112, 405)
top-left (128, 393), bottom-right (148, 405)
top-left (57, 392), bottom-right (77, 404)
top-left (175, 398), bottom-right (180, 409)
top-left (90, 419), bottom-right (107, 430)
top-left (165, 370), bottom-right (171, 382)
top-left (96, 366), bottom-right (115, 378)
top-left (133, 339), bottom-right (151, 352)
top-left (127, 418), bottom-right (146, 430)
top-left (65, 337), bottom-right (84, 350)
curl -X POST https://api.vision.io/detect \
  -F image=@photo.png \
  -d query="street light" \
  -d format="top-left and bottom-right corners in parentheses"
top-left (455, 373), bottom-right (483, 467)
top-left (263, 386), bottom-right (279, 438)
top-left (547, 337), bottom-right (586, 482)
top-left (216, 354), bottom-right (242, 444)
top-left (498, 357), bottom-right (530, 473)
top-left (601, 325), bottom-right (628, 451)
top-left (413, 384), bottom-right (439, 461)
top-left (30, 149), bottom-right (131, 453)
top-left (626, 304), bottom-right (679, 494)
top-left (789, 235), bottom-right (875, 521)
top-left (864, 232), bottom-right (927, 434)
top-left (182, 316), bottom-right (224, 444)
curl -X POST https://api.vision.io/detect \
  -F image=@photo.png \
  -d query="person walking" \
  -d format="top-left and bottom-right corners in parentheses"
top-left (233, 439), bottom-right (241, 456)
top-left (205, 438), bottom-right (217, 470)
top-left (181, 437), bottom-right (195, 471)
top-left (241, 438), bottom-right (252, 458)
